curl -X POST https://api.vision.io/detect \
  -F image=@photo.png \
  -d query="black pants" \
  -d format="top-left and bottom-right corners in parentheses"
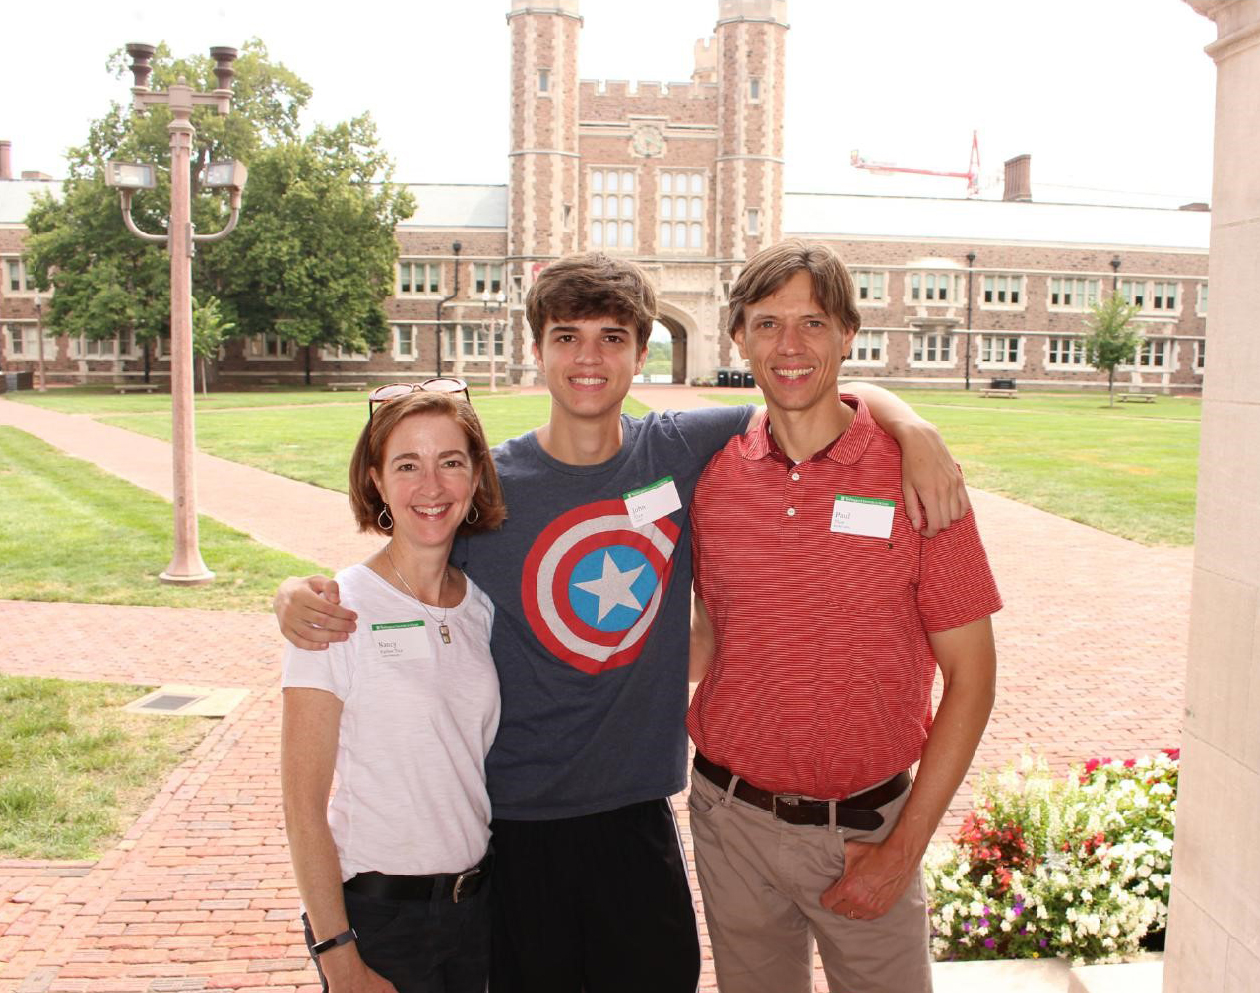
top-left (303, 880), bottom-right (490, 993)
top-left (489, 799), bottom-right (700, 993)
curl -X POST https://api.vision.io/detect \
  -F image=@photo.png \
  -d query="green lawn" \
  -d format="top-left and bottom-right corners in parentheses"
top-left (0, 674), bottom-right (213, 859)
top-left (702, 389), bottom-right (1199, 546)
top-left (0, 427), bottom-right (326, 609)
top-left (99, 394), bottom-right (653, 492)
top-left (6, 386), bottom-right (371, 415)
top-left (7, 386), bottom-right (1198, 546)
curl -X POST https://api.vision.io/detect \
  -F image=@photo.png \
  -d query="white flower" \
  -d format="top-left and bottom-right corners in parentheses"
top-left (1001, 920), bottom-right (1012, 932)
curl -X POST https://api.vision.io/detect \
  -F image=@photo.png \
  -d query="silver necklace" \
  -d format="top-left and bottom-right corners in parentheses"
top-left (385, 543), bottom-right (452, 645)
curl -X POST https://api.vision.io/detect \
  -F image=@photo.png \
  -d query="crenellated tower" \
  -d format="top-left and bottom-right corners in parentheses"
top-left (506, 0), bottom-right (582, 381)
top-left (714, 0), bottom-right (788, 262)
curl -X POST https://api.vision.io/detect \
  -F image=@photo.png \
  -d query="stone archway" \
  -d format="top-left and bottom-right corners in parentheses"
top-left (655, 299), bottom-right (696, 385)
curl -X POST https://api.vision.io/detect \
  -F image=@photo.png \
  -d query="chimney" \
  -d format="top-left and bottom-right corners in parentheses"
top-left (1003, 154), bottom-right (1031, 202)
top-left (0, 141), bottom-right (11, 181)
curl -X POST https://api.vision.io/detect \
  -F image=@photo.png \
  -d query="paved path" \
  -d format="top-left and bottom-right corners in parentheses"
top-left (0, 394), bottom-right (1190, 992)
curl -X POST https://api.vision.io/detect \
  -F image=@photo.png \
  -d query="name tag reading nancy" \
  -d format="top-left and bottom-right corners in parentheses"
top-left (830, 495), bottom-right (895, 539)
top-left (371, 620), bottom-right (433, 662)
top-left (623, 476), bottom-right (682, 528)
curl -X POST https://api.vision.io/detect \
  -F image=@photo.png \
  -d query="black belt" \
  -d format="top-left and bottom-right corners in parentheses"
top-left (693, 752), bottom-right (910, 832)
top-left (344, 852), bottom-right (491, 904)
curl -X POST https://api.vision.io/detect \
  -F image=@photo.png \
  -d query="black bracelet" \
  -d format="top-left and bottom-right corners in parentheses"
top-left (311, 927), bottom-right (356, 956)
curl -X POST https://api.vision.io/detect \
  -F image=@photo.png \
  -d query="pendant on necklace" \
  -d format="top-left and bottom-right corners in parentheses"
top-left (439, 623), bottom-right (452, 645)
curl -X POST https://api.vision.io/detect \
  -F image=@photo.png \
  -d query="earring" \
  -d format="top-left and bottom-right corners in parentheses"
top-left (465, 503), bottom-right (480, 525)
top-left (378, 505), bottom-right (394, 531)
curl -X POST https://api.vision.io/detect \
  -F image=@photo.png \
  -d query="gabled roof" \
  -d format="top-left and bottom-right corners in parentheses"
top-left (398, 184), bottom-right (507, 228)
top-left (0, 180), bottom-right (60, 226)
top-left (784, 191), bottom-right (1210, 250)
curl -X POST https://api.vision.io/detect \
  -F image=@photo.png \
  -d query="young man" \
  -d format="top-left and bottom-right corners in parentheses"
top-left (687, 240), bottom-right (1001, 993)
top-left (275, 251), bottom-right (968, 993)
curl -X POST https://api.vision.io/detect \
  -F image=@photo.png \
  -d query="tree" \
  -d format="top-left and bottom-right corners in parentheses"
top-left (203, 116), bottom-right (415, 382)
top-left (24, 40), bottom-right (412, 378)
top-left (192, 296), bottom-right (234, 394)
top-left (1084, 292), bottom-right (1144, 406)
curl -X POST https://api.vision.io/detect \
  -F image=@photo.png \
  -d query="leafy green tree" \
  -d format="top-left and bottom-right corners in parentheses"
top-left (203, 116), bottom-right (415, 382)
top-left (1084, 292), bottom-right (1144, 406)
top-left (24, 41), bottom-right (412, 381)
top-left (191, 295), bottom-right (234, 394)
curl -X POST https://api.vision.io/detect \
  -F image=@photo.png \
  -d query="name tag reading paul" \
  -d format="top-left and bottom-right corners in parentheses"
top-left (830, 495), bottom-right (895, 539)
top-left (623, 476), bottom-right (682, 529)
top-left (371, 620), bottom-right (432, 661)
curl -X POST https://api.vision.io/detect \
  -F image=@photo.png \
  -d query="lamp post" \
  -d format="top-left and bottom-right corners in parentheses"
top-left (434, 241), bottom-right (462, 377)
top-left (105, 43), bottom-right (248, 586)
top-left (481, 290), bottom-right (505, 393)
top-left (33, 292), bottom-right (47, 392)
top-left (1110, 254), bottom-right (1121, 291)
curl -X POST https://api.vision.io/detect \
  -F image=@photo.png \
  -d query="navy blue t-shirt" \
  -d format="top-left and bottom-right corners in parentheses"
top-left (452, 407), bottom-right (752, 820)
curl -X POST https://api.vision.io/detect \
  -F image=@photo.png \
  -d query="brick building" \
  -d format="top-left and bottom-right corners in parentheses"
top-left (0, 0), bottom-right (1210, 392)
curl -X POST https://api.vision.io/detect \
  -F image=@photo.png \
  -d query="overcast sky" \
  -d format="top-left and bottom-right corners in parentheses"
top-left (9, 0), bottom-right (1218, 206)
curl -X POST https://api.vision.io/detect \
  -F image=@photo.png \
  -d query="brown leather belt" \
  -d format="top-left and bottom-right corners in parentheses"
top-left (344, 851), bottom-right (491, 904)
top-left (693, 752), bottom-right (910, 832)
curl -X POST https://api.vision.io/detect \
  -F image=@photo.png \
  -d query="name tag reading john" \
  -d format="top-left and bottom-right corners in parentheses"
top-left (830, 495), bottom-right (895, 539)
top-left (623, 476), bottom-right (682, 529)
top-left (371, 620), bottom-right (432, 662)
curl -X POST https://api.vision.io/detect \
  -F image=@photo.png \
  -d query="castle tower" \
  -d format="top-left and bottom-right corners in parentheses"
top-left (506, 0), bottom-right (582, 381)
top-left (714, 0), bottom-right (788, 262)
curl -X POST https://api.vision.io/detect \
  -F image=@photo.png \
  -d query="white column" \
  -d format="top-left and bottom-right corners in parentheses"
top-left (1166, 4), bottom-right (1260, 989)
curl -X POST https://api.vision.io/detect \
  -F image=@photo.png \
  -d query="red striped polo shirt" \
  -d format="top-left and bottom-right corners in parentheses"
top-left (687, 396), bottom-right (1002, 800)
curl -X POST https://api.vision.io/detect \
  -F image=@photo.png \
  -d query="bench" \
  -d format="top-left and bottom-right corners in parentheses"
top-left (114, 383), bottom-right (159, 394)
top-left (1118, 392), bottom-right (1157, 403)
top-left (324, 381), bottom-right (368, 392)
top-left (980, 378), bottom-right (1017, 398)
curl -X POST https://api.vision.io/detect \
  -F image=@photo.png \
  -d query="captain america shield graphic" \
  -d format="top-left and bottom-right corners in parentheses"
top-left (522, 499), bottom-right (679, 676)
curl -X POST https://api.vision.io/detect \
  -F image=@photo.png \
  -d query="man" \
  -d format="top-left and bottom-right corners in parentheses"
top-left (275, 251), bottom-right (968, 992)
top-left (686, 239), bottom-right (1001, 993)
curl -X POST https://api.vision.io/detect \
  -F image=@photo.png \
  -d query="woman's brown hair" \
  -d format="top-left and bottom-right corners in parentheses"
top-left (348, 391), bottom-right (507, 536)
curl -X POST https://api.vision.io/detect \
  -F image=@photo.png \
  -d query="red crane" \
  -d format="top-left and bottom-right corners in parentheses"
top-left (850, 131), bottom-right (982, 197)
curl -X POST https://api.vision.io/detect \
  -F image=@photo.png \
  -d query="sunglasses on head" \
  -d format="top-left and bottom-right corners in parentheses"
top-left (367, 378), bottom-right (470, 419)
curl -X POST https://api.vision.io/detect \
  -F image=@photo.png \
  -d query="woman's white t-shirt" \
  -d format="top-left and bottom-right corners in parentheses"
top-left (282, 563), bottom-right (500, 879)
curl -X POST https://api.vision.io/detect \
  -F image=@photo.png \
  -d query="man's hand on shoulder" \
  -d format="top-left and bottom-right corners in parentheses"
top-left (819, 837), bottom-right (920, 921)
top-left (744, 406), bottom-right (767, 435)
top-left (275, 575), bottom-right (357, 650)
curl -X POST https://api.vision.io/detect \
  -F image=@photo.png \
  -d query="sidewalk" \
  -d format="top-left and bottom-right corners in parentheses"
top-left (0, 394), bottom-right (1189, 992)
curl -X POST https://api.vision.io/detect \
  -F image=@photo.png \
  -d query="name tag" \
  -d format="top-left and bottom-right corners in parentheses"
top-left (371, 620), bottom-right (432, 661)
top-left (623, 476), bottom-right (682, 529)
top-left (830, 495), bottom-right (895, 539)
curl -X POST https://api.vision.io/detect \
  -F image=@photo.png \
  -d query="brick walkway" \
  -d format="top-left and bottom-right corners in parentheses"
top-left (0, 393), bottom-right (1190, 993)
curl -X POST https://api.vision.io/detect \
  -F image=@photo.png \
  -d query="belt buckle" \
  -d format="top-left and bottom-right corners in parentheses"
top-left (771, 793), bottom-right (803, 820)
top-left (452, 868), bottom-right (478, 904)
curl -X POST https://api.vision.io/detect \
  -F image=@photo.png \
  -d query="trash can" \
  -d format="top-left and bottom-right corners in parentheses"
top-left (735, 370), bottom-right (753, 388)
top-left (716, 368), bottom-right (730, 387)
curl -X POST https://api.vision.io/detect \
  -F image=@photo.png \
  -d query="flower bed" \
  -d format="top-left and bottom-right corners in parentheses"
top-left (925, 750), bottom-right (1178, 962)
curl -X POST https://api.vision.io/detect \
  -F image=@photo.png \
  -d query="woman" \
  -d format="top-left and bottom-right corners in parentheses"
top-left (282, 384), bottom-right (507, 993)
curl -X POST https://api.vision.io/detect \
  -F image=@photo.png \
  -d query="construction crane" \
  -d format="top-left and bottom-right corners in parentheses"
top-left (850, 131), bottom-right (982, 197)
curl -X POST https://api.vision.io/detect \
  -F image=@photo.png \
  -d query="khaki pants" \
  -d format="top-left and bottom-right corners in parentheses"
top-left (688, 768), bottom-right (931, 993)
